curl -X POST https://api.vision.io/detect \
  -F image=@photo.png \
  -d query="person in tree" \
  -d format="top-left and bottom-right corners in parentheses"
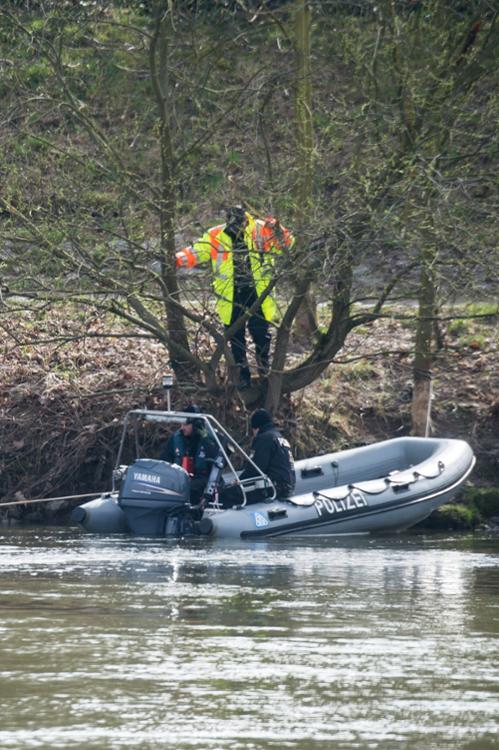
top-left (160, 404), bottom-right (218, 505)
top-left (176, 206), bottom-right (294, 389)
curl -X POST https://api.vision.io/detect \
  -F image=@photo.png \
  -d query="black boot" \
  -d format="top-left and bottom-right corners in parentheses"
top-left (255, 353), bottom-right (269, 377)
top-left (237, 366), bottom-right (252, 389)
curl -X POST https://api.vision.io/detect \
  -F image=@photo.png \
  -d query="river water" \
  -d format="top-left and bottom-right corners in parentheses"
top-left (0, 528), bottom-right (498, 750)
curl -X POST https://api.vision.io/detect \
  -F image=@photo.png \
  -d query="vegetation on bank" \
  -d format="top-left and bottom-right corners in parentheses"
top-left (1, 304), bottom-right (497, 526)
top-left (417, 488), bottom-right (499, 532)
top-left (1, 0), bottom-right (497, 425)
top-left (0, 2), bottom-right (497, 529)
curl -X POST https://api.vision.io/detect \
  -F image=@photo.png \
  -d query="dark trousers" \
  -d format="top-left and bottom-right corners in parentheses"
top-left (190, 477), bottom-right (206, 506)
top-left (218, 484), bottom-right (266, 508)
top-left (218, 482), bottom-right (292, 509)
top-left (225, 288), bottom-right (271, 384)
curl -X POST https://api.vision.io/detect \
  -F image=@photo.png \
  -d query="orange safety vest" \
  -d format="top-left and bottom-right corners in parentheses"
top-left (176, 213), bottom-right (294, 325)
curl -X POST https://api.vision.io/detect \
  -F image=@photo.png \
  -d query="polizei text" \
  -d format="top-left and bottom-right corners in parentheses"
top-left (314, 489), bottom-right (368, 518)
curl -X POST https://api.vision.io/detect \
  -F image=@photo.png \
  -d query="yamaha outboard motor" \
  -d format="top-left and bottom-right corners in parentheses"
top-left (118, 458), bottom-right (191, 536)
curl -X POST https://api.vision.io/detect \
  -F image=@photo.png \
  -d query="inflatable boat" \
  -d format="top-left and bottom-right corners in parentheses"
top-left (71, 409), bottom-right (475, 539)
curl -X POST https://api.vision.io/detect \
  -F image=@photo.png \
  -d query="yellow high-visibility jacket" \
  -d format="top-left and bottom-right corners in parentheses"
top-left (176, 212), bottom-right (294, 325)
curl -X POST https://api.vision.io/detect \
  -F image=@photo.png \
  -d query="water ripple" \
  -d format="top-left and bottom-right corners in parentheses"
top-left (0, 528), bottom-right (498, 749)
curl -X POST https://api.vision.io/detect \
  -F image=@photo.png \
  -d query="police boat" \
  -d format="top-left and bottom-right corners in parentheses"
top-left (70, 409), bottom-right (475, 539)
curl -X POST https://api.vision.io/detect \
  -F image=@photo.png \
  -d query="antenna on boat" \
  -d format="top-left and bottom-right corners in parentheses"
top-left (162, 373), bottom-right (174, 411)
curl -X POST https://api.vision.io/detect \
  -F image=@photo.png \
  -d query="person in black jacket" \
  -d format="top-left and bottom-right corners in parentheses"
top-left (219, 409), bottom-right (296, 507)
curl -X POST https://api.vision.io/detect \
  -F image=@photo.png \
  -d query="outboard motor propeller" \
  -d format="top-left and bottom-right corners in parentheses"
top-left (118, 458), bottom-right (191, 536)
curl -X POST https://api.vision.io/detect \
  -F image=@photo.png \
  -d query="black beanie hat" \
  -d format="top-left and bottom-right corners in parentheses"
top-left (226, 204), bottom-right (246, 228)
top-left (250, 408), bottom-right (273, 430)
top-left (184, 404), bottom-right (201, 425)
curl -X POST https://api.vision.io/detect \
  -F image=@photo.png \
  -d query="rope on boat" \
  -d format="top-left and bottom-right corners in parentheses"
top-left (412, 460), bottom-right (445, 480)
top-left (313, 460), bottom-right (445, 501)
top-left (0, 492), bottom-right (104, 509)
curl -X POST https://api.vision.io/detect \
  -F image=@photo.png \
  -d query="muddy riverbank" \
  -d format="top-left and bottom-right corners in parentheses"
top-left (1, 308), bottom-right (497, 528)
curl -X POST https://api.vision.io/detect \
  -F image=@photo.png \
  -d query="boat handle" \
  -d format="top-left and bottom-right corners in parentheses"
top-left (413, 460), bottom-right (445, 480)
top-left (268, 508), bottom-right (288, 521)
top-left (301, 466), bottom-right (324, 479)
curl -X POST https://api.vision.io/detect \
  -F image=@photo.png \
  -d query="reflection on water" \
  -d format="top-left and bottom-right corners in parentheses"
top-left (0, 528), bottom-right (498, 750)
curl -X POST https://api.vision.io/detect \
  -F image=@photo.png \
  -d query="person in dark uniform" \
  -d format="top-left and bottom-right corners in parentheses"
top-left (219, 408), bottom-right (296, 507)
top-left (160, 404), bottom-right (218, 505)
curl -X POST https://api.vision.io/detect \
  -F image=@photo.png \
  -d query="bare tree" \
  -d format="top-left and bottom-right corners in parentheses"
top-left (291, 0), bottom-right (318, 341)
top-left (357, 0), bottom-right (498, 434)
top-left (1, 0), bottom-right (497, 420)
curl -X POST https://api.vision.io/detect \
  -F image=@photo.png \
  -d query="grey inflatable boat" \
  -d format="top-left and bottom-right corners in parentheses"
top-left (71, 409), bottom-right (475, 539)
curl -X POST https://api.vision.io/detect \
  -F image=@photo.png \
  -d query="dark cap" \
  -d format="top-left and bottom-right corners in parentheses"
top-left (250, 408), bottom-right (273, 430)
top-left (226, 205), bottom-right (246, 228)
top-left (184, 404), bottom-right (201, 425)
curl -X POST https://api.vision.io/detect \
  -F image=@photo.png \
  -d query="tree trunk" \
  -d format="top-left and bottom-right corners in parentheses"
top-left (411, 244), bottom-right (436, 436)
top-left (412, 369), bottom-right (433, 437)
top-left (293, 0), bottom-right (317, 340)
top-left (150, 5), bottom-right (199, 380)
